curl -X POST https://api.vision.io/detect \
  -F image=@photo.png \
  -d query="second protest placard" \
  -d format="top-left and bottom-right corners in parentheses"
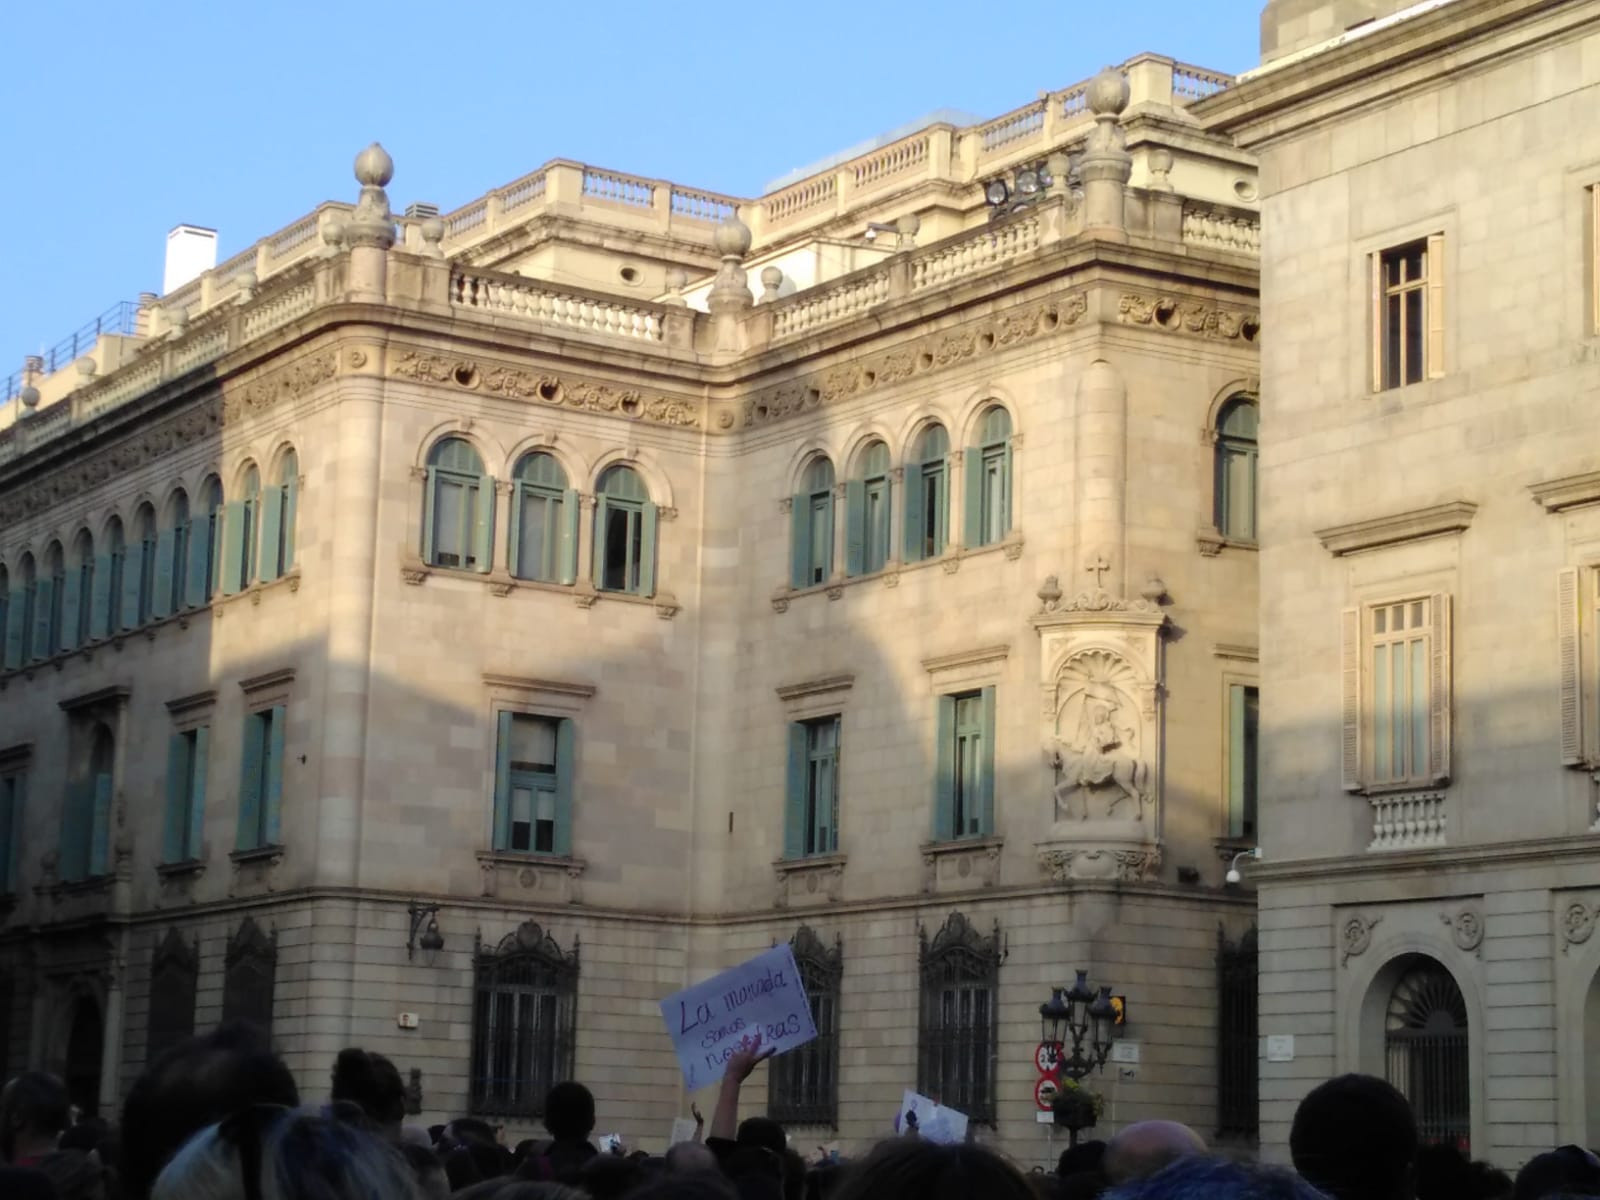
top-left (659, 943), bottom-right (817, 1091)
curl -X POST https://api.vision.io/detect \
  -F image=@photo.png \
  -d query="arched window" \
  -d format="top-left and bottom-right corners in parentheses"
top-left (43, 542), bottom-right (65, 659)
top-left (221, 917), bottom-right (276, 1035)
top-left (845, 442), bottom-right (892, 577)
top-left (769, 926), bottom-right (842, 1125)
top-left (146, 929), bottom-right (198, 1063)
top-left (70, 529), bottom-right (95, 649)
top-left (906, 424), bottom-right (950, 562)
top-left (469, 921), bottom-right (578, 1117)
top-left (133, 505), bottom-right (157, 627)
top-left (227, 463), bottom-right (261, 593)
top-left (789, 457), bottom-right (836, 589)
top-left (965, 406), bottom-right (1013, 548)
top-left (62, 722), bottom-right (114, 883)
top-left (8, 554), bottom-right (36, 670)
top-left (1385, 958), bottom-right (1468, 1148)
top-left (1215, 397), bottom-right (1259, 542)
top-left (424, 438), bottom-right (491, 572)
top-left (260, 449), bottom-right (298, 582)
top-left (160, 490), bottom-right (190, 618)
top-left (595, 466), bottom-right (656, 596)
top-left (511, 452), bottom-right (576, 584)
top-left (191, 477), bottom-right (224, 604)
top-left (99, 518), bottom-right (125, 641)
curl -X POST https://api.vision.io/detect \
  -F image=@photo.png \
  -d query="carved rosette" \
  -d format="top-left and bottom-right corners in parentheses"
top-left (1441, 906), bottom-right (1484, 955)
top-left (921, 839), bottom-right (1003, 895)
top-left (1562, 899), bottom-right (1600, 954)
top-left (1340, 913), bottom-right (1382, 966)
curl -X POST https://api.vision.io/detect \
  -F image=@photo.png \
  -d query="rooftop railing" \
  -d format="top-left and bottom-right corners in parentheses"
top-left (4, 301), bottom-right (141, 402)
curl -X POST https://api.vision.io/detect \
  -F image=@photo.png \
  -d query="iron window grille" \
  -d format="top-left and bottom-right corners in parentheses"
top-left (221, 917), bottom-right (276, 1035)
top-left (1385, 959), bottom-right (1470, 1149)
top-left (768, 926), bottom-right (843, 1126)
top-left (1215, 924), bottom-right (1259, 1141)
top-left (470, 921), bottom-right (579, 1118)
top-left (917, 912), bottom-right (1003, 1125)
top-left (147, 927), bottom-right (198, 1063)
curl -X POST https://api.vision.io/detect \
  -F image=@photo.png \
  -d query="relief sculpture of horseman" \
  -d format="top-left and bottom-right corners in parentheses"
top-left (1045, 680), bottom-right (1148, 821)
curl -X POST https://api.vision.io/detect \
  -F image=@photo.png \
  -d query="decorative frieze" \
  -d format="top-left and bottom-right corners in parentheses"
top-left (1117, 294), bottom-right (1260, 341)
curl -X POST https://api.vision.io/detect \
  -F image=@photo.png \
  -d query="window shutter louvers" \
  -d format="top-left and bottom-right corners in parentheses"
top-left (1560, 568), bottom-right (1584, 766)
top-left (263, 705), bottom-right (286, 846)
top-left (472, 476), bottom-right (495, 573)
top-left (185, 516), bottom-right (210, 606)
top-left (3, 590), bottom-right (22, 668)
top-left (189, 726), bottom-right (209, 860)
top-left (163, 734), bottom-right (189, 863)
top-left (422, 467), bottom-right (439, 563)
top-left (592, 496), bottom-right (609, 586)
top-left (844, 480), bottom-right (867, 577)
top-left (89, 772), bottom-right (112, 877)
top-left (1341, 606), bottom-right (1362, 792)
top-left (1370, 252), bottom-right (1384, 393)
top-left (964, 450), bottom-right (985, 547)
top-left (90, 553), bottom-right (112, 638)
top-left (59, 570), bottom-right (80, 653)
top-left (119, 549), bottom-right (142, 630)
top-left (639, 501), bottom-right (659, 597)
top-left (904, 468), bottom-right (926, 562)
top-left (934, 696), bottom-right (956, 839)
top-left (153, 530), bottom-right (175, 620)
top-left (237, 717), bottom-right (264, 851)
top-left (1002, 440), bottom-right (1014, 533)
top-left (507, 485), bottom-right (524, 577)
top-left (221, 501), bottom-right (246, 595)
top-left (258, 485), bottom-right (284, 582)
top-left (31, 578), bottom-right (54, 659)
top-left (559, 490), bottom-right (579, 585)
top-left (282, 474), bottom-right (298, 569)
top-left (553, 718), bottom-right (576, 857)
top-left (789, 495), bottom-right (810, 589)
top-left (1429, 592), bottom-right (1452, 784)
top-left (492, 712), bottom-right (513, 850)
top-left (1426, 233), bottom-right (1446, 380)
top-left (978, 685), bottom-right (997, 835)
top-left (784, 723), bottom-right (808, 859)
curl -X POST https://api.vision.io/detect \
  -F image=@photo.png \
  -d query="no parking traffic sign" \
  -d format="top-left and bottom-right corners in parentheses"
top-left (1034, 1041), bottom-right (1063, 1076)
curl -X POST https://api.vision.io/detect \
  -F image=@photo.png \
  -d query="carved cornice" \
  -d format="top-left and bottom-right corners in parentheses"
top-left (1117, 294), bottom-right (1261, 342)
top-left (1531, 471), bottom-right (1600, 514)
top-left (165, 689), bottom-right (218, 716)
top-left (239, 668), bottom-right (296, 695)
top-left (1211, 642), bottom-right (1259, 663)
top-left (58, 685), bottom-right (131, 713)
top-left (741, 293), bottom-right (1089, 431)
top-left (921, 645), bottom-right (1010, 676)
top-left (775, 674), bottom-right (856, 703)
top-left (222, 351), bottom-right (338, 425)
top-left (482, 674), bottom-right (597, 700)
top-left (390, 350), bottom-right (700, 429)
top-left (1315, 500), bottom-right (1478, 557)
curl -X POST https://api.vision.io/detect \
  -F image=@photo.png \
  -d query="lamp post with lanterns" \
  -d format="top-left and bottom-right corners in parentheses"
top-left (1038, 970), bottom-right (1119, 1145)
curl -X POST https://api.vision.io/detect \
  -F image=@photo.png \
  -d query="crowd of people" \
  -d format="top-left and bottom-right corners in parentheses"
top-left (2, 1024), bottom-right (1598, 1200)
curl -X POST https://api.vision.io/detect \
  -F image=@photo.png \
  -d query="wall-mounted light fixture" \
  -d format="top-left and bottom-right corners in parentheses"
top-left (1225, 847), bottom-right (1262, 885)
top-left (406, 901), bottom-right (445, 964)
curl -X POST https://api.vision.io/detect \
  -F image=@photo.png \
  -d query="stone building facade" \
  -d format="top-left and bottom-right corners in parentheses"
top-left (1201, 0), bottom-right (1600, 1167)
top-left (0, 55), bottom-right (1261, 1162)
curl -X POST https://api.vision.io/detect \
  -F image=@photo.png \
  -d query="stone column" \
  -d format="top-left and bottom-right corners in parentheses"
top-left (947, 449), bottom-right (966, 553)
top-left (96, 946), bottom-right (126, 1115)
top-left (1079, 70), bottom-right (1132, 237)
top-left (1075, 360), bottom-right (1128, 597)
top-left (705, 217), bottom-right (753, 356)
top-left (888, 468), bottom-right (905, 568)
top-left (346, 144), bottom-right (396, 302)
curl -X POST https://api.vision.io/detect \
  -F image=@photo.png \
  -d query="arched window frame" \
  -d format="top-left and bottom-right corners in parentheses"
top-left (964, 406), bottom-right (1014, 549)
top-left (594, 465), bottom-right (657, 597)
top-left (424, 437), bottom-right (493, 573)
top-left (132, 505), bottom-right (157, 628)
top-left (845, 442), bottom-right (893, 577)
top-left (42, 541), bottom-right (66, 659)
top-left (768, 926), bottom-right (843, 1126)
top-left (6, 554), bottom-right (36, 670)
top-left (146, 928), bottom-right (198, 1063)
top-left (221, 462), bottom-right (262, 594)
top-left (905, 425), bottom-right (951, 562)
top-left (789, 456), bottom-right (836, 589)
top-left (221, 916), bottom-right (276, 1034)
top-left (259, 449), bottom-right (299, 583)
top-left (510, 452), bottom-right (577, 584)
top-left (69, 529), bottom-right (95, 649)
top-left (469, 921), bottom-right (579, 1117)
top-left (1213, 395), bottom-right (1259, 544)
top-left (188, 477), bottom-right (225, 606)
top-left (917, 912), bottom-right (1001, 1125)
top-left (158, 490), bottom-right (190, 619)
top-left (1384, 957), bottom-right (1469, 1148)
top-left (97, 517), bottom-right (126, 641)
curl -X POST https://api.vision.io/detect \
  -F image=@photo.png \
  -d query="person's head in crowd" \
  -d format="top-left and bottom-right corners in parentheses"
top-left (329, 1049), bottom-right (406, 1136)
top-left (1104, 1156), bottom-right (1333, 1200)
top-left (626, 1171), bottom-right (739, 1200)
top-left (1415, 1144), bottom-right (1471, 1200)
top-left (1059, 1142), bottom-right (1107, 1180)
top-left (578, 1152), bottom-right (645, 1200)
top-left (444, 1144), bottom-right (485, 1192)
top-left (782, 1148), bottom-right (809, 1200)
top-left (1061, 1170), bottom-right (1110, 1200)
top-left (448, 1117), bottom-right (500, 1149)
top-left (805, 1162), bottom-right (842, 1200)
top-left (1030, 1170), bottom-right (1065, 1200)
top-left (726, 1145), bottom-right (785, 1200)
top-left (150, 1105), bottom-right (423, 1200)
top-left (1290, 1075), bottom-right (1417, 1200)
top-left (1102, 1123), bottom-right (1207, 1186)
top-left (542, 1083), bottom-right (596, 1148)
top-left (1513, 1146), bottom-right (1600, 1200)
top-left (57, 1118), bottom-right (110, 1157)
top-left (1, 1071), bottom-right (72, 1165)
top-left (737, 1118), bottom-right (786, 1157)
top-left (1467, 1160), bottom-right (1512, 1200)
top-left (118, 1022), bottom-right (299, 1200)
top-left (666, 1141), bottom-right (719, 1174)
top-left (830, 1138), bottom-right (1038, 1200)
top-left (453, 1181), bottom-right (587, 1200)
top-left (400, 1142), bottom-right (449, 1200)
top-left (35, 1149), bottom-right (106, 1200)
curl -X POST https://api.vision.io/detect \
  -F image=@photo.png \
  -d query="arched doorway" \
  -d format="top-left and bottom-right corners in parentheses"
top-left (1385, 956), bottom-right (1469, 1148)
top-left (63, 994), bottom-right (104, 1117)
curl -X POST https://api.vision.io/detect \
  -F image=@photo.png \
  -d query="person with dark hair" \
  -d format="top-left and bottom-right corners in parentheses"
top-left (1, 1071), bottom-right (72, 1167)
top-left (519, 1082), bottom-right (597, 1182)
top-left (1415, 1144), bottom-right (1472, 1200)
top-left (1467, 1160), bottom-right (1512, 1200)
top-left (626, 1171), bottom-right (740, 1200)
top-left (829, 1138), bottom-right (1038, 1200)
top-left (1059, 1142), bottom-right (1107, 1180)
top-left (1102, 1156), bottom-right (1332, 1200)
top-left (117, 1021), bottom-right (300, 1200)
top-left (667, 1142), bottom-right (719, 1174)
top-left (329, 1048), bottom-right (406, 1137)
top-left (34, 1149), bottom-right (107, 1200)
top-left (1290, 1075), bottom-right (1417, 1200)
top-left (1102, 1122), bottom-right (1207, 1187)
top-left (804, 1162), bottom-right (841, 1200)
top-left (577, 1152), bottom-right (645, 1200)
top-left (1512, 1146), bottom-right (1600, 1200)
top-left (400, 1141), bottom-right (449, 1200)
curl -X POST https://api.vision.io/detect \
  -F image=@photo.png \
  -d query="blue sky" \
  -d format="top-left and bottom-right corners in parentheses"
top-left (0, 1), bottom-right (1260, 366)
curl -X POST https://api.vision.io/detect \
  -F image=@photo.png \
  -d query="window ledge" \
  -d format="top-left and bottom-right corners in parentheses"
top-left (477, 851), bottom-right (586, 904)
top-left (920, 836), bottom-right (1003, 894)
top-left (0, 601), bottom-right (224, 684)
top-left (773, 852), bottom-right (847, 908)
top-left (401, 561), bottom-right (679, 617)
top-left (1213, 836), bottom-right (1257, 862)
top-left (213, 569), bottom-right (303, 614)
top-left (45, 875), bottom-right (113, 900)
top-left (1197, 528), bottom-right (1257, 557)
top-left (157, 858), bottom-right (206, 880)
top-left (1530, 471), bottom-right (1600, 514)
top-left (772, 535), bottom-right (1024, 612)
top-left (230, 844), bottom-right (285, 867)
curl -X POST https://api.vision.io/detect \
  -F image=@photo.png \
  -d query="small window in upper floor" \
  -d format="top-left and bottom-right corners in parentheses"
top-left (1343, 595), bottom-right (1451, 793)
top-left (0, 764), bottom-right (25, 896)
top-left (512, 452), bottom-right (577, 585)
top-left (259, 449), bottom-right (299, 583)
top-left (1373, 237), bottom-right (1444, 391)
top-left (790, 457), bottom-right (835, 589)
top-left (935, 687), bottom-right (995, 841)
top-left (595, 465), bottom-right (657, 597)
top-left (190, 476), bottom-right (224, 606)
top-left (965, 406), bottom-right (1013, 549)
top-left (61, 721), bottom-right (114, 883)
top-left (4, 554), bottom-right (36, 671)
top-left (163, 725), bottom-right (209, 865)
top-left (237, 704), bottom-right (286, 853)
top-left (221, 463), bottom-right (261, 595)
top-left (70, 528), bottom-right (95, 650)
top-left (907, 425), bottom-right (950, 563)
top-left (493, 712), bottom-right (576, 856)
top-left (784, 715), bottom-right (840, 858)
top-left (101, 516), bottom-right (127, 641)
top-left (1226, 684), bottom-right (1259, 840)
top-left (1215, 398), bottom-right (1259, 543)
top-left (424, 438), bottom-right (492, 572)
top-left (845, 442), bottom-right (892, 577)
top-left (40, 542), bottom-right (65, 660)
top-left (160, 490), bottom-right (189, 620)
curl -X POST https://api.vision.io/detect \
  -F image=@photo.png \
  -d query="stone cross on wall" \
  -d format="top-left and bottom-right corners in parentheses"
top-left (1086, 555), bottom-right (1111, 588)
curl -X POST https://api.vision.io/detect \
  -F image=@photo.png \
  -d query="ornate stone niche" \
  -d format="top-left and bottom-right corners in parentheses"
top-left (1032, 579), bottom-right (1166, 883)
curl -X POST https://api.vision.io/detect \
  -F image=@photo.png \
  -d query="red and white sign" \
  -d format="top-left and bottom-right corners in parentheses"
top-left (1034, 1077), bottom-right (1060, 1112)
top-left (1034, 1041), bottom-right (1063, 1076)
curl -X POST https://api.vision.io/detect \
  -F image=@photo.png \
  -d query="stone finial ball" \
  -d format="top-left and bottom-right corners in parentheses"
top-left (74, 357), bottom-right (97, 380)
top-left (420, 216), bottom-right (446, 244)
top-left (665, 268), bottom-right (689, 291)
top-left (714, 215), bottom-right (752, 258)
top-left (355, 142), bottom-right (394, 188)
top-left (760, 265), bottom-right (783, 289)
top-left (1087, 68), bottom-right (1131, 116)
top-left (19, 384), bottom-right (40, 409)
top-left (324, 215), bottom-right (348, 246)
top-left (894, 213), bottom-right (921, 236)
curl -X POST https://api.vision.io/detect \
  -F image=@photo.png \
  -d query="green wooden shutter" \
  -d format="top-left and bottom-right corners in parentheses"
top-left (508, 485), bottom-right (525, 577)
top-left (3, 774), bottom-right (22, 893)
top-left (964, 450), bottom-right (985, 547)
top-left (282, 474), bottom-right (298, 568)
top-left (934, 696), bottom-right (956, 839)
top-left (185, 517), bottom-right (209, 606)
top-left (784, 722), bottom-right (808, 859)
top-left (59, 781), bottom-right (86, 882)
top-left (188, 726), bottom-right (209, 859)
top-left (90, 554), bottom-right (112, 638)
top-left (263, 705), bottom-right (286, 846)
top-left (89, 773), bottom-right (112, 876)
top-left (789, 496), bottom-right (810, 588)
top-left (559, 490), bottom-right (579, 585)
top-left (152, 530), bottom-right (175, 620)
top-left (258, 485), bottom-right (284, 582)
top-left (844, 481), bottom-right (867, 577)
top-left (119, 550), bottom-right (141, 630)
top-left (221, 501), bottom-right (246, 595)
top-left (1228, 685), bottom-right (1248, 838)
top-left (237, 715), bottom-right (264, 851)
top-left (978, 685), bottom-right (997, 835)
top-left (591, 497), bottom-right (609, 586)
top-left (904, 469), bottom-right (926, 562)
top-left (1002, 441), bottom-right (1013, 533)
top-left (59, 571), bottom-right (81, 653)
top-left (163, 733), bottom-right (189, 863)
top-left (492, 711), bottom-right (513, 850)
top-left (639, 501), bottom-right (659, 597)
top-left (472, 476), bottom-right (495, 573)
top-left (32, 579), bottom-right (54, 659)
top-left (421, 467), bottom-right (438, 563)
top-left (3, 590), bottom-right (22, 668)
top-left (553, 718), bottom-right (576, 857)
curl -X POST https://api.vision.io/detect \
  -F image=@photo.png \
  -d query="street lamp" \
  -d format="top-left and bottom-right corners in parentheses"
top-left (1040, 970), bottom-right (1118, 1146)
top-left (406, 901), bottom-right (445, 964)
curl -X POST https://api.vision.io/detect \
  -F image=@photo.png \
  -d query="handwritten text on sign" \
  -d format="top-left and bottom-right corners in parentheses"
top-left (659, 944), bottom-right (817, 1089)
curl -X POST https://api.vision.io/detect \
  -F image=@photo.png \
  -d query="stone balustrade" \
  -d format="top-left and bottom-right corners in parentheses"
top-left (1368, 791), bottom-right (1448, 851)
top-left (911, 215), bottom-right (1042, 292)
top-left (1182, 204), bottom-right (1261, 255)
top-left (450, 269), bottom-right (666, 342)
top-left (770, 269), bottom-right (892, 341)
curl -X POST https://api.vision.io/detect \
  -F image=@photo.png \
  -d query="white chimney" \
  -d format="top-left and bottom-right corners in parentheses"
top-left (163, 225), bottom-right (218, 294)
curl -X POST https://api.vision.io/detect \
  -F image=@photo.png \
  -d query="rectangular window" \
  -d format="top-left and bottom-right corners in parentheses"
top-left (1227, 685), bottom-right (1258, 839)
top-left (470, 928), bottom-right (579, 1117)
top-left (602, 504), bottom-right (641, 592)
top-left (1373, 236), bottom-right (1444, 391)
top-left (785, 717), bottom-right (840, 859)
top-left (494, 713), bottom-right (575, 856)
top-left (981, 446), bottom-right (1008, 544)
top-left (163, 727), bottom-right (209, 863)
top-left (921, 462), bottom-right (948, 559)
top-left (433, 476), bottom-right (473, 568)
top-left (935, 688), bottom-right (996, 841)
top-left (1343, 595), bottom-right (1451, 792)
top-left (769, 932), bottom-right (842, 1126)
top-left (864, 478), bottom-right (890, 574)
top-left (918, 914), bottom-right (1001, 1127)
top-left (236, 706), bottom-right (286, 852)
top-left (1216, 927), bottom-right (1259, 1141)
top-left (807, 495), bottom-right (832, 586)
top-left (0, 767), bottom-right (24, 895)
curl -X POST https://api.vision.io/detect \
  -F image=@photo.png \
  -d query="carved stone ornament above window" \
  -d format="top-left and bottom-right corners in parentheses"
top-left (1340, 912), bottom-right (1382, 967)
top-left (1315, 501), bottom-right (1478, 557)
top-left (775, 674), bottom-right (855, 704)
top-left (1441, 906), bottom-right (1484, 955)
top-left (1117, 294), bottom-right (1261, 342)
top-left (477, 852), bottom-right (586, 905)
top-left (774, 853), bottom-right (847, 908)
top-left (921, 837), bottom-right (1004, 895)
top-left (1561, 897), bottom-right (1600, 954)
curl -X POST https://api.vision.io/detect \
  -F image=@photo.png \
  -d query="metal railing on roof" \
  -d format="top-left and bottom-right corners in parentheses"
top-left (5, 301), bottom-right (141, 402)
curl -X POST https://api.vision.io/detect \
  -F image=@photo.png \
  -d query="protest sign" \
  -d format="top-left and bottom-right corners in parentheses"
top-left (659, 943), bottom-right (817, 1090)
top-left (895, 1090), bottom-right (969, 1145)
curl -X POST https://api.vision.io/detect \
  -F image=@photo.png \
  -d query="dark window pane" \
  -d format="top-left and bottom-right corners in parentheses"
top-left (603, 508), bottom-right (631, 591)
top-left (1384, 292), bottom-right (1402, 390)
top-left (1405, 288), bottom-right (1425, 384)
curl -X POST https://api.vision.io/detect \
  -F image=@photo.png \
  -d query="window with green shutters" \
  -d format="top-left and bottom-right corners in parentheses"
top-left (934, 688), bottom-right (996, 840)
top-left (189, 476), bottom-right (225, 606)
top-left (259, 448), bottom-right (299, 583)
top-left (790, 457), bottom-right (836, 588)
top-left (784, 716), bottom-right (840, 859)
top-left (905, 425), bottom-right (950, 562)
top-left (159, 489), bottom-right (189, 619)
top-left (1214, 398), bottom-right (1258, 543)
top-left (424, 437), bottom-right (493, 571)
top-left (965, 406), bottom-right (1013, 549)
top-left (237, 463), bottom-right (261, 590)
top-left (96, 517), bottom-right (125, 641)
top-left (0, 766), bottom-right (25, 895)
top-left (66, 529), bottom-right (94, 649)
top-left (845, 442), bottom-right (891, 577)
top-left (132, 505), bottom-right (156, 629)
top-left (6, 555), bottom-right (35, 671)
top-left (1227, 684), bottom-right (1259, 839)
top-left (60, 722), bottom-right (114, 883)
top-left (236, 706), bottom-right (286, 853)
top-left (163, 727), bottom-right (209, 864)
top-left (595, 465), bottom-right (657, 596)
top-left (512, 452), bottom-right (577, 584)
top-left (492, 712), bottom-right (575, 856)
top-left (41, 541), bottom-right (65, 659)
